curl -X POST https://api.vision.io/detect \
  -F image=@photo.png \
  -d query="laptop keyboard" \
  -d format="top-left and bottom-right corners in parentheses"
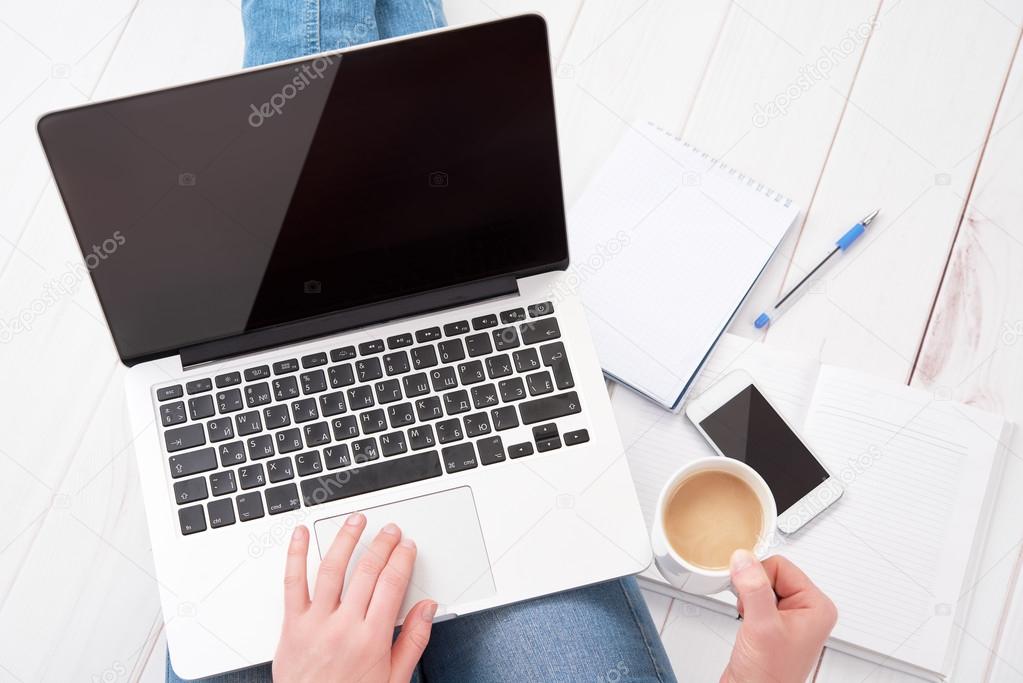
top-left (154, 302), bottom-right (591, 536)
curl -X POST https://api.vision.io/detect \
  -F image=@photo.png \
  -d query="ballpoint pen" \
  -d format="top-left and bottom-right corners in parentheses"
top-left (754, 209), bottom-right (880, 330)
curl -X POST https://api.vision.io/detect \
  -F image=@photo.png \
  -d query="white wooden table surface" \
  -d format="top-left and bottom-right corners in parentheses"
top-left (1, 1), bottom-right (1022, 681)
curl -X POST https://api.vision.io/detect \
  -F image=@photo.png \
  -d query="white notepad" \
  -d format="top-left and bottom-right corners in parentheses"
top-left (613, 335), bottom-right (1012, 680)
top-left (568, 121), bottom-right (799, 410)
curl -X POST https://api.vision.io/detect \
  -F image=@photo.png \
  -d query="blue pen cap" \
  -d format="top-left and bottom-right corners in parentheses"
top-left (754, 313), bottom-right (771, 329)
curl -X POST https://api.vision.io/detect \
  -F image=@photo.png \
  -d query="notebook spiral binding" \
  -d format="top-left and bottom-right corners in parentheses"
top-left (646, 121), bottom-right (794, 209)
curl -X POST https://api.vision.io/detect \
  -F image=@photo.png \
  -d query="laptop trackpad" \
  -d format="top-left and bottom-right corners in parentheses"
top-left (313, 486), bottom-right (496, 619)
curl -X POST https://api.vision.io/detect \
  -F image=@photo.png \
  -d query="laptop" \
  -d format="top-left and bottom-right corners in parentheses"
top-left (37, 14), bottom-right (650, 679)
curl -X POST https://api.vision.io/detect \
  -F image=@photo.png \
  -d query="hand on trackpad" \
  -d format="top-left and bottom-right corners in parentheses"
top-left (313, 486), bottom-right (496, 620)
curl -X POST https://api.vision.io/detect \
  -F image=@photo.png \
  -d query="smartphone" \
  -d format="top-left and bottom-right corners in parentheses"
top-left (685, 370), bottom-right (842, 533)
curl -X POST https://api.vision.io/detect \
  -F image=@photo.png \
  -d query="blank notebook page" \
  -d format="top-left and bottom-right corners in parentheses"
top-left (568, 122), bottom-right (798, 408)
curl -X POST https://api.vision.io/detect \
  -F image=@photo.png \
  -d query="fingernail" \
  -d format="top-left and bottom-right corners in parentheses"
top-left (290, 526), bottom-right (306, 546)
top-left (382, 522), bottom-right (399, 535)
top-left (422, 601), bottom-right (438, 621)
top-left (345, 512), bottom-right (364, 526)
top-left (730, 549), bottom-right (755, 573)
top-left (400, 536), bottom-right (416, 549)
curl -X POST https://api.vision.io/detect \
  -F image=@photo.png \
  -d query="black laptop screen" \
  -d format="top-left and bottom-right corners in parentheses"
top-left (38, 16), bottom-right (566, 364)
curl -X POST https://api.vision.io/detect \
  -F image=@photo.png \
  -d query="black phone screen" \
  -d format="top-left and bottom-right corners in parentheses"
top-left (699, 384), bottom-right (829, 511)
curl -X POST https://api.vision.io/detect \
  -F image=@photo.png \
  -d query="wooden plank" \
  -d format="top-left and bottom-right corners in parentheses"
top-left (443, 0), bottom-right (584, 62)
top-left (640, 587), bottom-right (673, 632)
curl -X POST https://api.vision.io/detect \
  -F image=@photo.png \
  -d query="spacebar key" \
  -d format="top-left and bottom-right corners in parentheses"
top-left (300, 450), bottom-right (443, 506)
top-left (519, 391), bottom-right (582, 424)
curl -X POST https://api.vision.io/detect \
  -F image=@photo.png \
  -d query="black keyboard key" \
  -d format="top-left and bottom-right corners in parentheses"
top-left (266, 483), bottom-right (302, 515)
top-left (173, 476), bottom-right (208, 505)
top-left (519, 391), bottom-right (582, 424)
top-left (492, 326), bottom-right (520, 351)
top-left (464, 412), bottom-right (492, 437)
top-left (160, 401), bottom-right (186, 427)
top-left (210, 471), bottom-right (237, 496)
top-left (513, 348), bottom-right (541, 373)
top-left (186, 378), bottom-right (212, 395)
top-left (347, 385), bottom-right (375, 409)
top-left (267, 456), bottom-right (295, 482)
top-left (273, 359), bottom-right (300, 374)
top-left (509, 442), bottom-right (534, 459)
top-left (324, 445), bottom-right (351, 470)
top-left (236, 492), bottom-right (265, 521)
top-left (165, 424), bottom-right (206, 453)
top-left (387, 333), bottom-right (413, 349)
top-left (533, 423), bottom-right (559, 440)
top-left (330, 346), bottom-right (356, 362)
top-left (245, 382), bottom-right (272, 408)
top-left (402, 372), bottom-right (431, 398)
top-left (537, 436), bottom-right (562, 453)
top-left (436, 418), bottom-right (463, 444)
top-left (500, 308), bottom-right (527, 324)
top-left (219, 441), bottom-right (246, 467)
top-left (465, 333), bottom-right (493, 357)
top-left (239, 464), bottom-right (266, 489)
top-left (178, 505), bottom-right (206, 535)
top-left (411, 345), bottom-right (438, 369)
top-left (437, 339), bottom-right (465, 363)
top-left (486, 354), bottom-right (513, 379)
top-left (291, 397), bottom-right (319, 423)
top-left (521, 318), bottom-right (561, 345)
top-left (207, 498), bottom-right (235, 528)
top-left (430, 367), bottom-right (458, 392)
top-left (356, 357), bottom-right (383, 382)
top-left (374, 378), bottom-right (403, 404)
top-left (388, 402), bottom-right (415, 428)
top-left (499, 377), bottom-right (526, 403)
top-left (565, 429), bottom-right (590, 446)
top-left (408, 425), bottom-right (436, 450)
top-left (471, 314), bottom-right (498, 330)
top-left (247, 434), bottom-right (275, 460)
top-left (540, 342), bottom-right (574, 389)
top-left (301, 449), bottom-right (442, 506)
top-left (235, 410), bottom-right (263, 436)
top-left (275, 428), bottom-right (303, 453)
top-left (301, 352), bottom-right (328, 368)
top-left (526, 371), bottom-right (555, 396)
top-left (263, 404), bottom-right (291, 429)
top-left (273, 376), bottom-right (300, 401)
top-left (352, 437), bottom-right (380, 463)
top-left (528, 301), bottom-right (554, 317)
top-left (457, 360), bottom-right (486, 385)
top-left (360, 409), bottom-right (388, 434)
top-left (383, 351), bottom-right (410, 376)
top-left (217, 388), bottom-right (243, 414)
top-left (206, 418), bottom-right (234, 443)
top-left (328, 363), bottom-right (355, 388)
top-left (359, 339), bottom-right (386, 355)
top-left (331, 415), bottom-right (360, 441)
top-left (443, 320), bottom-right (470, 336)
top-left (491, 406), bottom-right (519, 431)
top-left (244, 365), bottom-right (271, 381)
top-left (441, 443), bottom-right (477, 473)
top-left (415, 396), bottom-right (443, 422)
top-left (415, 327), bottom-right (442, 343)
top-left (477, 436), bottom-right (506, 465)
top-left (296, 451), bottom-right (323, 476)
top-left (471, 383), bottom-right (499, 409)
top-left (301, 370), bottom-right (327, 395)
top-left (215, 372), bottom-right (241, 388)
top-left (157, 384), bottom-right (183, 401)
top-left (319, 391), bottom-right (347, 417)
top-left (380, 431), bottom-right (408, 457)
top-left (444, 390), bottom-right (471, 415)
top-left (188, 395), bottom-right (215, 420)
top-left (304, 421), bottom-right (331, 447)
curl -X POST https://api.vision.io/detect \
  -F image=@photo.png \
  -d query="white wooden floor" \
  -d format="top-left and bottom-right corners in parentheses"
top-left (2, 0), bottom-right (1022, 681)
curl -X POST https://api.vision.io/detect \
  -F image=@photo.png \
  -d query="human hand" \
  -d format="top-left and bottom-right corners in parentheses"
top-left (721, 550), bottom-right (837, 683)
top-left (273, 514), bottom-right (437, 683)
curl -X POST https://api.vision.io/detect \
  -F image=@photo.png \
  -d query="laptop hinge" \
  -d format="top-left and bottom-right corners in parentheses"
top-left (179, 276), bottom-right (519, 369)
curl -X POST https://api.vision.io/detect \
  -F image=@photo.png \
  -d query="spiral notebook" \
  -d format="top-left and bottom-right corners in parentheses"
top-left (568, 121), bottom-right (799, 410)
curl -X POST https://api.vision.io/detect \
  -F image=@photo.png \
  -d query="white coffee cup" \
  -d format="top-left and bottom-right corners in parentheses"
top-left (652, 457), bottom-right (777, 595)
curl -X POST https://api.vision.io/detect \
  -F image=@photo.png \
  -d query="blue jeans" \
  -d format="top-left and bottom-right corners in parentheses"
top-left (168, 2), bottom-right (676, 681)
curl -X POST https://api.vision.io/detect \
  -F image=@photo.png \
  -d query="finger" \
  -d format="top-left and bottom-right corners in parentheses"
top-left (762, 555), bottom-right (838, 627)
top-left (341, 522), bottom-right (403, 619)
top-left (312, 512), bottom-right (366, 611)
top-left (390, 599), bottom-right (437, 682)
top-left (367, 536), bottom-right (417, 626)
top-left (729, 549), bottom-right (778, 623)
top-left (283, 526), bottom-right (311, 616)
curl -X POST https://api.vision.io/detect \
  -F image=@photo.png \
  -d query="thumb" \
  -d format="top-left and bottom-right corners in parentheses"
top-left (730, 550), bottom-right (777, 623)
top-left (390, 599), bottom-right (437, 681)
